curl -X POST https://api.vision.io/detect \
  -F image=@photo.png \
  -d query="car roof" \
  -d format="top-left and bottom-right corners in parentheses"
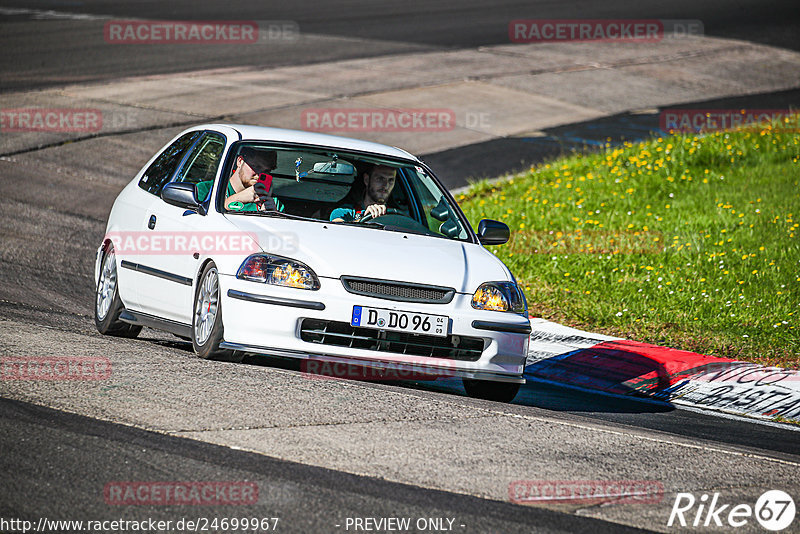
top-left (203, 124), bottom-right (421, 163)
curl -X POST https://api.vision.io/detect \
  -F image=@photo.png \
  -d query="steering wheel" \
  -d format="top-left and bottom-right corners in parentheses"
top-left (358, 207), bottom-right (401, 223)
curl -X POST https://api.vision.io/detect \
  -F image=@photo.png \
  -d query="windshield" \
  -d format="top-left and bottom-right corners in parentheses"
top-left (217, 143), bottom-right (472, 241)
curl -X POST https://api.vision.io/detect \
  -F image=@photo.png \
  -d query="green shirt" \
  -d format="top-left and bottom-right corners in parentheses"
top-left (195, 180), bottom-right (284, 212)
top-left (329, 204), bottom-right (362, 222)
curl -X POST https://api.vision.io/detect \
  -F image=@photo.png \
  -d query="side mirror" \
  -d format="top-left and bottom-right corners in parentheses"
top-left (477, 219), bottom-right (509, 245)
top-left (161, 182), bottom-right (205, 214)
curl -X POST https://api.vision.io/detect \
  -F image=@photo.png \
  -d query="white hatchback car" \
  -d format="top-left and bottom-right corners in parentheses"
top-left (95, 124), bottom-right (530, 402)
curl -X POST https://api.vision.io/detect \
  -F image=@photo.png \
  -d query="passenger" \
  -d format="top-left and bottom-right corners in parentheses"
top-left (330, 164), bottom-right (396, 222)
top-left (196, 147), bottom-right (284, 212)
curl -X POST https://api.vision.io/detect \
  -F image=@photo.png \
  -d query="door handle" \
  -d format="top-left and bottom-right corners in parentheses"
top-left (148, 215), bottom-right (156, 229)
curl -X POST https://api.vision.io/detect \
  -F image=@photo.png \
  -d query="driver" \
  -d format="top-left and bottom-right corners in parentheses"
top-left (330, 164), bottom-right (396, 222)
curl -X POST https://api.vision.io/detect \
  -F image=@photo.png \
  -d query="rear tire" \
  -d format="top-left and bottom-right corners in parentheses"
top-left (94, 244), bottom-right (142, 338)
top-left (463, 379), bottom-right (520, 403)
top-left (192, 262), bottom-right (242, 362)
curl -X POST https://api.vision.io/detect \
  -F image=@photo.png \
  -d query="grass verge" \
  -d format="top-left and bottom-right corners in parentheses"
top-left (458, 117), bottom-right (799, 368)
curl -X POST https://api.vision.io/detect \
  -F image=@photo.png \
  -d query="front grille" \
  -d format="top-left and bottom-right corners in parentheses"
top-left (341, 276), bottom-right (455, 304)
top-left (300, 319), bottom-right (484, 361)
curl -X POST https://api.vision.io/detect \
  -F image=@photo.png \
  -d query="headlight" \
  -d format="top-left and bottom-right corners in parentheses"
top-left (237, 254), bottom-right (320, 290)
top-left (471, 282), bottom-right (527, 313)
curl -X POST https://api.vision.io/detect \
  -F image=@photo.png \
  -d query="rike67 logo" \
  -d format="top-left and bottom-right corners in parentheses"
top-left (668, 490), bottom-right (795, 531)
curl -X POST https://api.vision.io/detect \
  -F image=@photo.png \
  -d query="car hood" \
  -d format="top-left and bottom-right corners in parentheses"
top-left (225, 215), bottom-right (512, 293)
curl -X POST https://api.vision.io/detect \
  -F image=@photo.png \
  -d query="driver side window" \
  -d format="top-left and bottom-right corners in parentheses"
top-left (173, 132), bottom-right (226, 202)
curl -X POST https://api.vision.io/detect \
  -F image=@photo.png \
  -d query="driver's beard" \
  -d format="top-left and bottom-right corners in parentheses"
top-left (235, 166), bottom-right (249, 189)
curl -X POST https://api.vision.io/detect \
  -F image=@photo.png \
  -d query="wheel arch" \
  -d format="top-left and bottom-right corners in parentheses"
top-left (94, 237), bottom-right (115, 288)
top-left (195, 258), bottom-right (217, 290)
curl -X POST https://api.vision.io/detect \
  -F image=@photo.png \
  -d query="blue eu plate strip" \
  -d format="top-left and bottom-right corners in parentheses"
top-left (351, 306), bottom-right (362, 326)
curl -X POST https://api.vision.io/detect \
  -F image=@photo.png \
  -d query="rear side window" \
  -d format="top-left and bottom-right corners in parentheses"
top-left (138, 131), bottom-right (200, 195)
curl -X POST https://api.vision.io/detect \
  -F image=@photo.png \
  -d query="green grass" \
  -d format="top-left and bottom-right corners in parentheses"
top-left (772, 415), bottom-right (800, 426)
top-left (458, 117), bottom-right (800, 368)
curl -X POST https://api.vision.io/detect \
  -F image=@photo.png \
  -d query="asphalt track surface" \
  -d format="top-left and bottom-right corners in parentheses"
top-left (0, 0), bottom-right (798, 93)
top-left (1, 1), bottom-right (800, 532)
top-left (0, 398), bottom-right (650, 534)
top-left (1, 254), bottom-right (798, 531)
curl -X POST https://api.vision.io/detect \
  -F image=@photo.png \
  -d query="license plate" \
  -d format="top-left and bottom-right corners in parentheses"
top-left (351, 306), bottom-right (448, 337)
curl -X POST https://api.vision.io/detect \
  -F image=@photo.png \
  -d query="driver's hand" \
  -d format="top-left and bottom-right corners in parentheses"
top-left (242, 185), bottom-right (272, 204)
top-left (226, 186), bottom-right (259, 209)
top-left (363, 204), bottom-right (387, 219)
top-left (234, 185), bottom-right (260, 203)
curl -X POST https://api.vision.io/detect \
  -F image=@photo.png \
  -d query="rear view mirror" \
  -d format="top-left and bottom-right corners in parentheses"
top-left (312, 161), bottom-right (356, 175)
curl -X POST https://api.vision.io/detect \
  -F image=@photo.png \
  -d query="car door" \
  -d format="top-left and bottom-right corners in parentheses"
top-left (133, 131), bottom-right (227, 324)
top-left (115, 130), bottom-right (202, 311)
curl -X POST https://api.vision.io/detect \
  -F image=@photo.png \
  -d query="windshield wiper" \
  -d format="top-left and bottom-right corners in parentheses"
top-left (227, 210), bottom-right (307, 221)
top-left (261, 211), bottom-right (305, 220)
top-left (381, 225), bottom-right (431, 236)
top-left (334, 220), bottom-right (385, 229)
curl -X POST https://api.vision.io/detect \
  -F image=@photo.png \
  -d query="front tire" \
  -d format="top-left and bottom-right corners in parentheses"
top-left (192, 262), bottom-right (241, 362)
top-left (94, 244), bottom-right (142, 338)
top-left (463, 379), bottom-right (520, 403)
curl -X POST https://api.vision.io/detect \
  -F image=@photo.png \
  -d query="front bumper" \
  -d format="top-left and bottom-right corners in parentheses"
top-left (219, 275), bottom-right (529, 383)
